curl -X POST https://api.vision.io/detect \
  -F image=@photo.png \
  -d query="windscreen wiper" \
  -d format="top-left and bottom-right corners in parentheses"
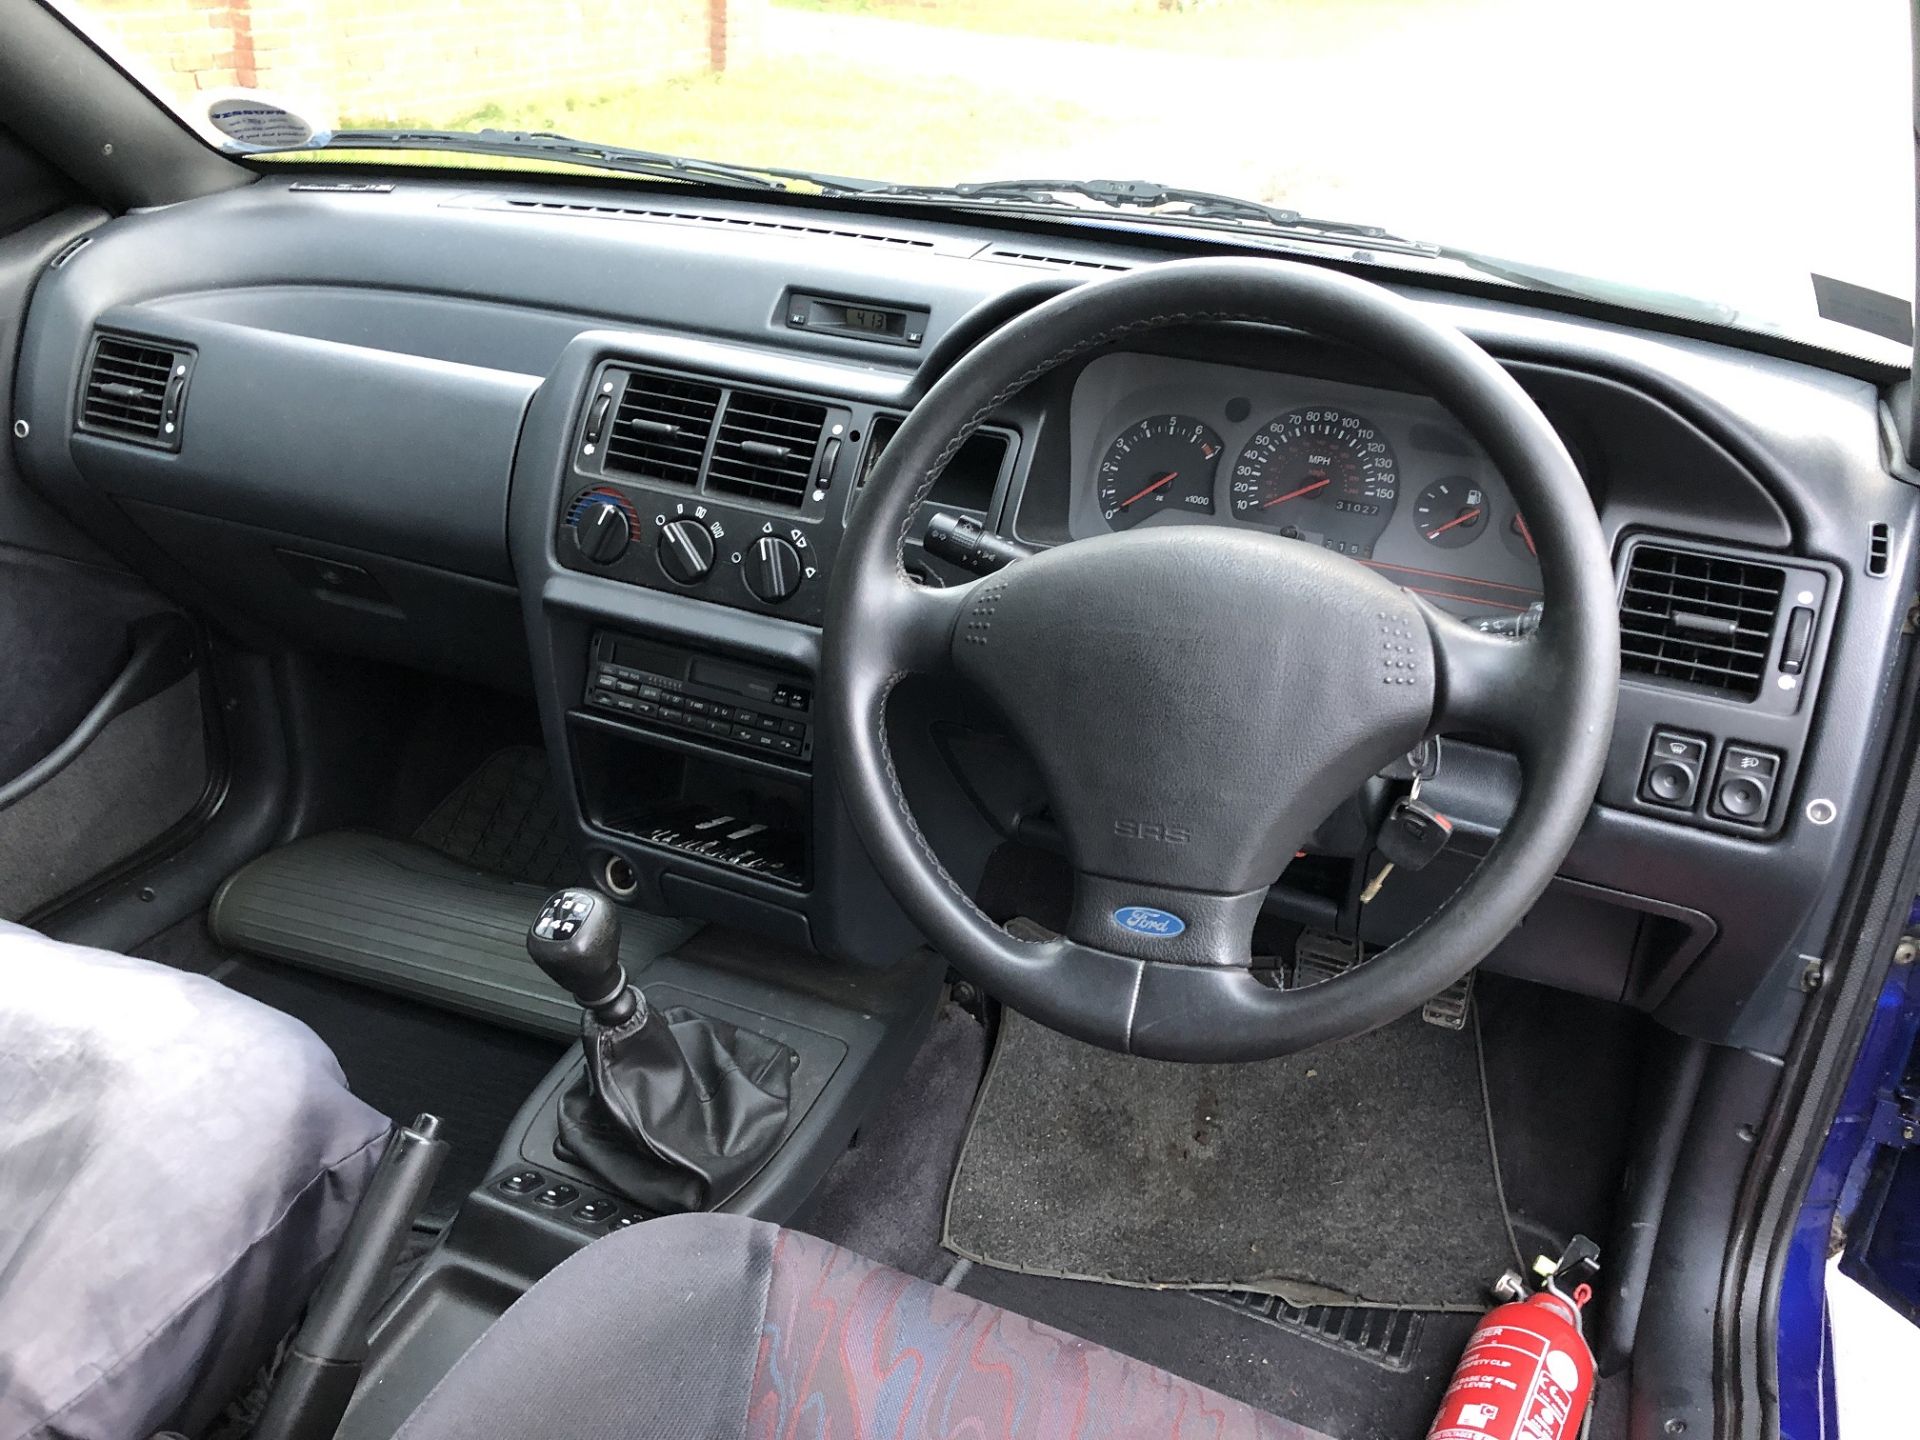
top-left (302, 128), bottom-right (798, 190)
top-left (819, 175), bottom-right (1440, 255)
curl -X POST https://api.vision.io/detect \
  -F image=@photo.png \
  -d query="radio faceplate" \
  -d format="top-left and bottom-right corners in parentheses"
top-left (584, 632), bottom-right (812, 765)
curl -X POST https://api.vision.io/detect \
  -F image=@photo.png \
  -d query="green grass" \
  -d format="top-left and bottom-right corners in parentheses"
top-left (325, 58), bottom-right (1099, 188)
top-left (768, 0), bottom-right (1446, 56)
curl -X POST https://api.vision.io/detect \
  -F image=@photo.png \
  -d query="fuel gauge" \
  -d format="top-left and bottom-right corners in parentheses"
top-left (1413, 478), bottom-right (1489, 549)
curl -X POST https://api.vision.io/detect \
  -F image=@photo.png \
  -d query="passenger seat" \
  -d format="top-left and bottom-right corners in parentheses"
top-left (0, 920), bottom-right (389, 1440)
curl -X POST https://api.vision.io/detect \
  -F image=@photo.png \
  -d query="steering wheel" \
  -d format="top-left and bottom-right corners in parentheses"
top-left (822, 258), bottom-right (1618, 1062)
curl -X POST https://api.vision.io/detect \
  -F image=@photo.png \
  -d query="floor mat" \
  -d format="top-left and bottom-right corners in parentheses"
top-left (413, 746), bottom-right (579, 889)
top-left (958, 1267), bottom-right (1479, 1440)
top-left (944, 1008), bottom-right (1521, 1309)
top-left (221, 958), bottom-right (567, 1222)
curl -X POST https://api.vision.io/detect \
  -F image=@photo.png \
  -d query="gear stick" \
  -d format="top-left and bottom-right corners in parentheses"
top-left (527, 890), bottom-right (637, 1026)
top-left (527, 888), bottom-right (793, 1214)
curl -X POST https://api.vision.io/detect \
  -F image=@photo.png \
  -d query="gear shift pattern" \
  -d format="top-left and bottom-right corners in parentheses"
top-left (526, 886), bottom-right (794, 1214)
top-left (527, 889), bottom-right (636, 1025)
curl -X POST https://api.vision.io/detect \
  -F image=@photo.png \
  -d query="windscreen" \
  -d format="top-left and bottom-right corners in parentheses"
top-left (48, 0), bottom-right (1917, 355)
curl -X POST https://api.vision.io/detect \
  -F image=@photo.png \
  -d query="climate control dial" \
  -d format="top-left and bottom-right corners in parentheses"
top-left (743, 535), bottom-right (803, 604)
top-left (567, 488), bottom-right (638, 565)
top-left (657, 518), bottom-right (716, 584)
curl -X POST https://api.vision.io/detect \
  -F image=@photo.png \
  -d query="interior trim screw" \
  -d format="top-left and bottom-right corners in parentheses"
top-left (1894, 937), bottom-right (1918, 966)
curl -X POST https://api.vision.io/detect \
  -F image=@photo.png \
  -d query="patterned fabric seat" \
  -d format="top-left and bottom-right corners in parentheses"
top-left (398, 1212), bottom-right (1322, 1439)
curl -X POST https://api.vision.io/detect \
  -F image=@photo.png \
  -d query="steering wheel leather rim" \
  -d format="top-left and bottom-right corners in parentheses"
top-left (822, 257), bottom-right (1618, 1061)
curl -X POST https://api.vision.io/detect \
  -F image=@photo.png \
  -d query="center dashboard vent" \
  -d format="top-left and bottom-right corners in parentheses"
top-left (705, 390), bottom-right (829, 508)
top-left (1619, 542), bottom-right (1786, 700)
top-left (79, 335), bottom-right (193, 450)
top-left (601, 372), bottom-right (722, 485)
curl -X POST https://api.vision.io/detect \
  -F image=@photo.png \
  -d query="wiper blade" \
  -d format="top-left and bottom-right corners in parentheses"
top-left (301, 127), bottom-right (794, 190)
top-left (822, 175), bottom-right (1438, 254)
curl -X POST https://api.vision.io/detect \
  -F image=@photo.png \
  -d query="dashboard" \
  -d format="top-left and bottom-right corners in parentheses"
top-left (8, 173), bottom-right (1915, 1061)
top-left (1064, 353), bottom-right (1544, 619)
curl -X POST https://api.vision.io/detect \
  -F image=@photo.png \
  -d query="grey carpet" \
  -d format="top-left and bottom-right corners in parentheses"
top-left (796, 1002), bottom-right (988, 1281)
top-left (0, 676), bottom-right (207, 919)
top-left (413, 746), bottom-right (580, 889)
top-left (944, 1007), bottom-right (1522, 1309)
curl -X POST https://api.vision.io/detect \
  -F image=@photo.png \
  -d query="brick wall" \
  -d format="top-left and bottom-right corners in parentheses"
top-left (83, 0), bottom-right (757, 125)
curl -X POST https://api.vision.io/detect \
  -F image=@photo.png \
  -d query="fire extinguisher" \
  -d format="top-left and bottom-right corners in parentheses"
top-left (1428, 1236), bottom-right (1601, 1440)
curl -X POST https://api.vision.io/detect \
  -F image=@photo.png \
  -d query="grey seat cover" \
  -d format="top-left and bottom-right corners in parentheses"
top-left (0, 921), bottom-right (390, 1440)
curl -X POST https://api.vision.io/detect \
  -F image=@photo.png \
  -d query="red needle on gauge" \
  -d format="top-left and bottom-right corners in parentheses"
top-left (1425, 508), bottom-right (1483, 540)
top-left (1512, 513), bottom-right (1537, 556)
top-left (1261, 475), bottom-right (1331, 508)
top-left (1120, 471), bottom-right (1178, 509)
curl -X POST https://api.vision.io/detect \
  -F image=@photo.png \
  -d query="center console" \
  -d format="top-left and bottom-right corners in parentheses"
top-left (513, 331), bottom-right (1024, 971)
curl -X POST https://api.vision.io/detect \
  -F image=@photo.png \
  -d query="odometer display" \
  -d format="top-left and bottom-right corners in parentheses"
top-left (1229, 408), bottom-right (1399, 556)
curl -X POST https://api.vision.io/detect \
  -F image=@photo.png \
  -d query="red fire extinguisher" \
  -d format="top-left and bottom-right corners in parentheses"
top-left (1429, 1238), bottom-right (1599, 1440)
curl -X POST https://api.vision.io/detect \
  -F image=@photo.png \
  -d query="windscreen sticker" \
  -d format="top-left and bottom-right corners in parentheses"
top-left (206, 95), bottom-right (314, 151)
top-left (1811, 273), bottom-right (1914, 347)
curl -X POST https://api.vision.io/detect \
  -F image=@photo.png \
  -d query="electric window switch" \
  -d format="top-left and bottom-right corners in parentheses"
top-left (532, 1183), bottom-right (579, 1208)
top-left (572, 1198), bottom-right (619, 1225)
top-left (499, 1169), bottom-right (544, 1195)
top-left (1640, 730), bottom-right (1708, 809)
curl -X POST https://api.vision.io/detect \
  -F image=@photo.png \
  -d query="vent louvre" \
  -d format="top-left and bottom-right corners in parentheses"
top-left (1620, 544), bottom-right (1786, 700)
top-left (706, 390), bottom-right (827, 508)
top-left (80, 336), bottom-right (189, 449)
top-left (601, 372), bottom-right (721, 485)
top-left (1869, 522), bottom-right (1892, 577)
top-left (983, 246), bottom-right (1133, 273)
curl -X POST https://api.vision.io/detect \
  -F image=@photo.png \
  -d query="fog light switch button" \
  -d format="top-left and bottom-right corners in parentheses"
top-left (1709, 744), bottom-right (1782, 825)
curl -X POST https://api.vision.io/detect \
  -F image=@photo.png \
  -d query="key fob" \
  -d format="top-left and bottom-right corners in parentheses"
top-left (1376, 798), bottom-right (1454, 874)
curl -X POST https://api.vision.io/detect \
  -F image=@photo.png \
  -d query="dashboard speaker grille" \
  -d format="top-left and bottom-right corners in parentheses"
top-left (80, 335), bottom-right (189, 449)
top-left (706, 389), bottom-right (827, 508)
top-left (602, 372), bottom-right (721, 485)
top-left (1619, 542), bottom-right (1785, 700)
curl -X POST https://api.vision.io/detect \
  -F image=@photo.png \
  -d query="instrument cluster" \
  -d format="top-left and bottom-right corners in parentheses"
top-left (1066, 353), bottom-right (1547, 619)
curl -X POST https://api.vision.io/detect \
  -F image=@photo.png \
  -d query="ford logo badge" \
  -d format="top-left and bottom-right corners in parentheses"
top-left (1113, 905), bottom-right (1186, 938)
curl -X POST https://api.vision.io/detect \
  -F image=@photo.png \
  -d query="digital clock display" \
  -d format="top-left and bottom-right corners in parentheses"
top-left (843, 306), bottom-right (895, 334)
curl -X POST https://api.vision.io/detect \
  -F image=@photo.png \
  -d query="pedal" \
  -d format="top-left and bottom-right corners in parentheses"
top-left (1292, 930), bottom-right (1364, 988)
top-left (1422, 972), bottom-right (1474, 1030)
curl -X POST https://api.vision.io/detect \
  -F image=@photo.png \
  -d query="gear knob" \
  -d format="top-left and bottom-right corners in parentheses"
top-left (528, 888), bottom-right (636, 1025)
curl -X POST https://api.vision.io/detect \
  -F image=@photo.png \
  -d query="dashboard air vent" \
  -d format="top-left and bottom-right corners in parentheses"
top-left (1869, 522), bottom-right (1892, 577)
top-left (706, 390), bottom-right (828, 508)
top-left (491, 197), bottom-right (939, 251)
top-left (982, 246), bottom-right (1133, 274)
top-left (601, 372), bottom-right (721, 485)
top-left (79, 335), bottom-right (191, 449)
top-left (1619, 543), bottom-right (1786, 701)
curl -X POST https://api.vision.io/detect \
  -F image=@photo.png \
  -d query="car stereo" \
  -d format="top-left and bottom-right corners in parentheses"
top-left (583, 631), bottom-right (813, 765)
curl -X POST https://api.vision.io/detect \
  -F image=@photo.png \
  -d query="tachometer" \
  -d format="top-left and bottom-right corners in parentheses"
top-left (1229, 409), bottom-right (1398, 556)
top-left (1096, 414), bottom-right (1222, 530)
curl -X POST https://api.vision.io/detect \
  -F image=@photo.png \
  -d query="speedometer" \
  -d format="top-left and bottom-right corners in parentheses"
top-left (1229, 409), bottom-right (1398, 556)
